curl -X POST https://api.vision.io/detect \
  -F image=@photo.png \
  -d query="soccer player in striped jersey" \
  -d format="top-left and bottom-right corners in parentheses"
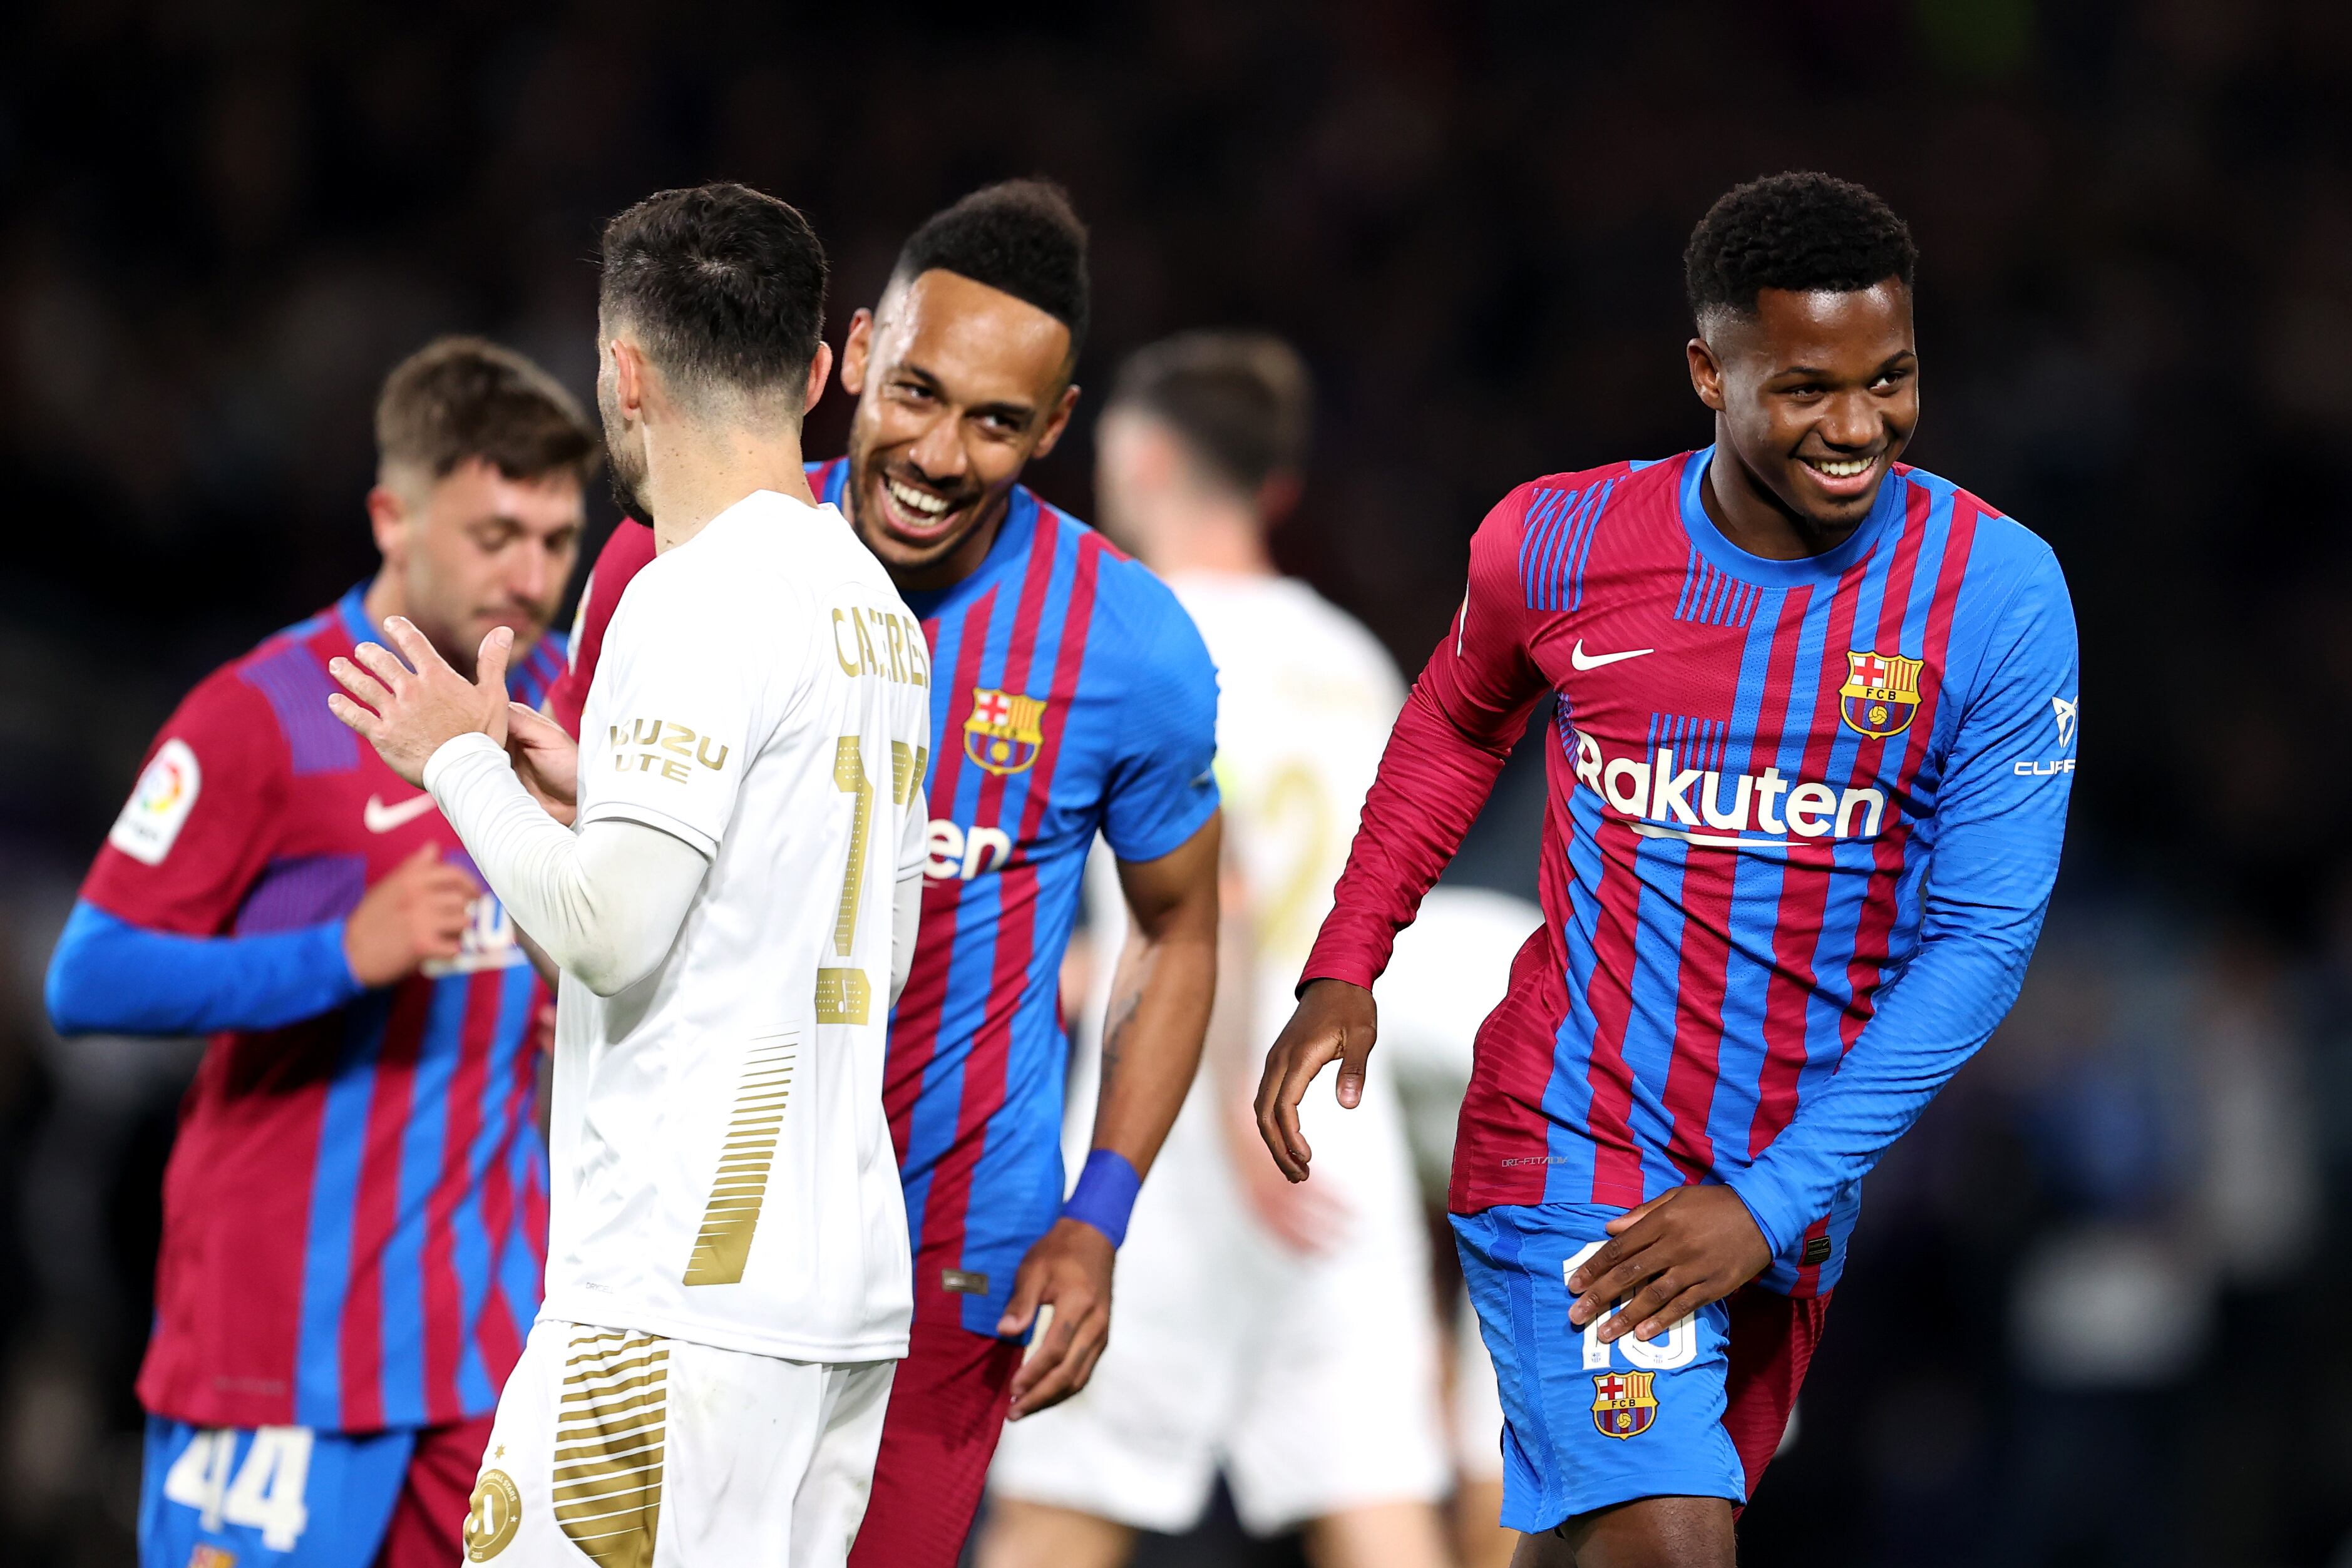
top-left (543, 181), bottom-right (1223, 1566)
top-left (1258, 172), bottom-right (2080, 1566)
top-left (44, 337), bottom-right (595, 1568)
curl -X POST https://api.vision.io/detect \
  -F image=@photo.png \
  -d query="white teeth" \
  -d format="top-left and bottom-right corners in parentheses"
top-left (1811, 458), bottom-right (1871, 479)
top-left (886, 478), bottom-right (951, 517)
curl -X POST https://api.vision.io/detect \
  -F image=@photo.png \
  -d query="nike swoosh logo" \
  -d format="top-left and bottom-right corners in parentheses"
top-left (1570, 640), bottom-right (1656, 671)
top-left (364, 793), bottom-right (439, 833)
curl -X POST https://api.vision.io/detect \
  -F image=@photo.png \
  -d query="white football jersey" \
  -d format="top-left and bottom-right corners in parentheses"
top-left (547, 489), bottom-right (931, 1363)
top-left (1173, 573), bottom-right (1403, 1022)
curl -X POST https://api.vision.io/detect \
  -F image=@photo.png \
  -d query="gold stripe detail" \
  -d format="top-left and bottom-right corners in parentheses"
top-left (815, 967), bottom-right (870, 1025)
top-left (680, 1034), bottom-right (798, 1286)
top-left (891, 741), bottom-right (928, 806)
top-left (552, 1330), bottom-right (669, 1568)
top-left (831, 737), bottom-right (873, 956)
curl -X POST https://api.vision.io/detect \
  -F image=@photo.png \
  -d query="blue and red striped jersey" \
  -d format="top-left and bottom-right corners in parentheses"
top-left (1306, 450), bottom-right (2078, 1295)
top-left (545, 464), bottom-right (1223, 1337)
top-left (77, 587), bottom-right (561, 1431)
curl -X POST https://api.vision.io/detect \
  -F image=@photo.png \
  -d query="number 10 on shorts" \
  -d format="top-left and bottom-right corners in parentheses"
top-left (1564, 1240), bottom-right (1697, 1373)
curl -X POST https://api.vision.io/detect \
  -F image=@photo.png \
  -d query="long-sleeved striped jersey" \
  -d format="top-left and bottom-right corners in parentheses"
top-left (56, 586), bottom-right (560, 1430)
top-left (1303, 449), bottom-right (2078, 1294)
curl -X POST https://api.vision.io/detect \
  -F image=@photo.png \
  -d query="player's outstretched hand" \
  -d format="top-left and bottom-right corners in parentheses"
top-left (1253, 977), bottom-right (1377, 1182)
top-left (998, 1216), bottom-right (1114, 1421)
top-left (1566, 1185), bottom-right (1773, 1345)
top-left (505, 701), bottom-right (580, 825)
top-left (326, 618), bottom-right (513, 787)
top-left (344, 843), bottom-right (480, 986)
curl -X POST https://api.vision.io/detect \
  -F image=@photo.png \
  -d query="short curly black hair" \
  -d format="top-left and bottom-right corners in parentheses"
top-left (891, 178), bottom-right (1090, 361)
top-left (1684, 172), bottom-right (1916, 325)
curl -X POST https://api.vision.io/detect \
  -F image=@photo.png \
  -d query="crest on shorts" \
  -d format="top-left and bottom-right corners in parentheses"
top-left (1839, 650), bottom-right (1923, 740)
top-left (1591, 1370), bottom-right (1659, 1440)
top-left (963, 687), bottom-right (1046, 776)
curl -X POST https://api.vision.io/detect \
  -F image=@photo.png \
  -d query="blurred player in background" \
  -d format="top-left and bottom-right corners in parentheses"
top-left (983, 333), bottom-right (1451, 1568)
top-left (43, 337), bottom-right (593, 1568)
top-left (331, 182), bottom-right (933, 1566)
top-left (1258, 173), bottom-right (2080, 1566)
top-left (1375, 884), bottom-right (1548, 1568)
top-left (545, 180), bottom-right (1223, 1566)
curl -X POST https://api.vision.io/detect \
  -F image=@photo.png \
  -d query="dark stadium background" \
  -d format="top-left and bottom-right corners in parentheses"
top-left (5, 1), bottom-right (2351, 1563)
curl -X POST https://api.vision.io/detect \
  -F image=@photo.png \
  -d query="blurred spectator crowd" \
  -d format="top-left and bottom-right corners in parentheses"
top-left (4, 0), bottom-right (2352, 1562)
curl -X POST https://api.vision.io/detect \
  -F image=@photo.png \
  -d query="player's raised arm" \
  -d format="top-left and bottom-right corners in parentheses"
top-left (1255, 486), bottom-right (1550, 1181)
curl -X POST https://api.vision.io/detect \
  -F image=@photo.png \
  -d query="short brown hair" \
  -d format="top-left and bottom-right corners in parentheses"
top-left (374, 336), bottom-right (600, 489)
top-left (1108, 331), bottom-right (1312, 496)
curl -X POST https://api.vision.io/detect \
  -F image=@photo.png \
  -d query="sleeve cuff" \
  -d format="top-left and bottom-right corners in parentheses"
top-left (578, 800), bottom-right (719, 862)
top-left (1722, 1169), bottom-right (1802, 1261)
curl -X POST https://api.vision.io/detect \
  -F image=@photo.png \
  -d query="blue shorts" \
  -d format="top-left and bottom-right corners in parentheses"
top-left (139, 1417), bottom-right (414, 1568)
top-left (1454, 1203), bottom-right (1756, 1532)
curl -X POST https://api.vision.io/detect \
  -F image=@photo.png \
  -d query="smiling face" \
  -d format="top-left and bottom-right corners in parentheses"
top-left (1689, 280), bottom-right (1919, 535)
top-left (837, 269), bottom-right (1079, 591)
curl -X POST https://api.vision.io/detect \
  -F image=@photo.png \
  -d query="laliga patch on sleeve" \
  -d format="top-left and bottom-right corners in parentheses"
top-left (108, 739), bottom-right (202, 866)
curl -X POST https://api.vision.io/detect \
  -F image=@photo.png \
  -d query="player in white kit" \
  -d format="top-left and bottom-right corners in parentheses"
top-left (983, 334), bottom-right (1451, 1568)
top-left (327, 183), bottom-right (930, 1568)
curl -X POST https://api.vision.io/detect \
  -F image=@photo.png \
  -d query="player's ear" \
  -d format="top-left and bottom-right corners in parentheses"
top-left (802, 341), bottom-right (834, 417)
top-left (1029, 382), bottom-right (1082, 461)
top-left (609, 337), bottom-right (648, 419)
top-left (1687, 335), bottom-right (1727, 412)
top-left (366, 481), bottom-right (410, 564)
top-left (840, 309), bottom-right (876, 397)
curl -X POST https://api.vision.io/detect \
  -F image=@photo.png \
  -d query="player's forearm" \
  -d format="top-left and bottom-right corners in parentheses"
top-left (1300, 682), bottom-right (1517, 991)
top-left (1087, 917), bottom-right (1216, 1177)
top-left (1725, 898), bottom-right (2052, 1257)
top-left (44, 899), bottom-right (363, 1037)
top-left (424, 733), bottom-right (706, 997)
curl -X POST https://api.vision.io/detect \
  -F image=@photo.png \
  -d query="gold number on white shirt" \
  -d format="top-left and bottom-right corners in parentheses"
top-left (816, 736), bottom-right (875, 1025)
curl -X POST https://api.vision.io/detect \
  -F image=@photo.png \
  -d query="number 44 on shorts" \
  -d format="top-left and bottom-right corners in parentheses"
top-left (162, 1426), bottom-right (314, 1551)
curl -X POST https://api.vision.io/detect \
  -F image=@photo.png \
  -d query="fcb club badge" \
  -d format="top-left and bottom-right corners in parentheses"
top-left (963, 687), bottom-right (1047, 776)
top-left (1591, 1370), bottom-right (1659, 1439)
top-left (1838, 649), bottom-right (1924, 740)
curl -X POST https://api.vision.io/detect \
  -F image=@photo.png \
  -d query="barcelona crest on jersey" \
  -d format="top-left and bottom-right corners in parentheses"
top-left (1590, 1370), bottom-right (1658, 1439)
top-left (964, 687), bottom-right (1047, 776)
top-left (1839, 648), bottom-right (1924, 740)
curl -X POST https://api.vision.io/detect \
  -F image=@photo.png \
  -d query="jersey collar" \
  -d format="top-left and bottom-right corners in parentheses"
top-left (1675, 445), bottom-right (1901, 589)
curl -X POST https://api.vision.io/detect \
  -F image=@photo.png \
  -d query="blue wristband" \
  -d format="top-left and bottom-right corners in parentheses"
top-left (1062, 1149), bottom-right (1142, 1249)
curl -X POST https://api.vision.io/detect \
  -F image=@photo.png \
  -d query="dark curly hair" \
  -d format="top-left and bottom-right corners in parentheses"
top-left (1684, 172), bottom-right (1916, 325)
top-left (891, 178), bottom-right (1090, 361)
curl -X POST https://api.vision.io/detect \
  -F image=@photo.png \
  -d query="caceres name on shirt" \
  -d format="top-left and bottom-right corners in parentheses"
top-left (832, 604), bottom-right (930, 689)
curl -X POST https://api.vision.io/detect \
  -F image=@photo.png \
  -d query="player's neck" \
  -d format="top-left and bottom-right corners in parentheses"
top-left (1136, 500), bottom-right (1273, 580)
top-left (1702, 441), bottom-right (1862, 561)
top-left (642, 425), bottom-right (818, 553)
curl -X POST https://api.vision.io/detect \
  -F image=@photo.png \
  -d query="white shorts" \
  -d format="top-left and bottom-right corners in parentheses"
top-left (463, 1319), bottom-right (894, 1568)
top-left (989, 1068), bottom-right (1449, 1535)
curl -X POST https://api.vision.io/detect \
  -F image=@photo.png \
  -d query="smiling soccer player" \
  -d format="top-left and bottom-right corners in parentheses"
top-left (1256, 172), bottom-right (2080, 1566)
top-left (545, 181), bottom-right (1224, 1567)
